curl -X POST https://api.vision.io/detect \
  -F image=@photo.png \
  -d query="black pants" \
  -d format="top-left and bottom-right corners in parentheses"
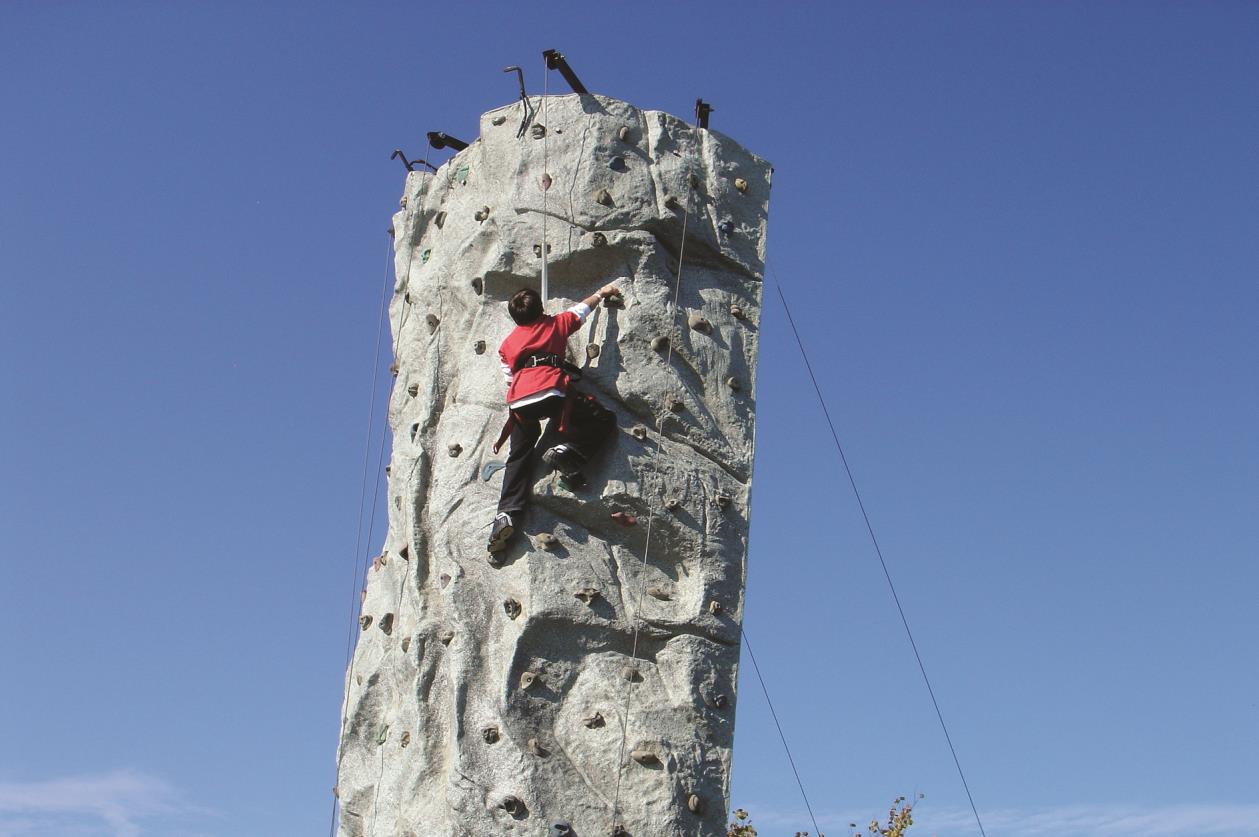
top-left (497, 392), bottom-right (616, 516)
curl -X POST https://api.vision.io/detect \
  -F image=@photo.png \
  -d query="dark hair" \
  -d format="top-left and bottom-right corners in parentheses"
top-left (509, 288), bottom-right (543, 325)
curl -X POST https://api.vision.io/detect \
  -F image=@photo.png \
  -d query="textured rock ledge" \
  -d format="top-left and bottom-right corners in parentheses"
top-left (335, 93), bottom-right (771, 837)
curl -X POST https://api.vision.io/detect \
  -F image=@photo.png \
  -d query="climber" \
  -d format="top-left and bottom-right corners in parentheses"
top-left (488, 284), bottom-right (620, 553)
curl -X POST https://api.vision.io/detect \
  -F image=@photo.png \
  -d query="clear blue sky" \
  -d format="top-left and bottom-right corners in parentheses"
top-left (2, 2), bottom-right (1257, 836)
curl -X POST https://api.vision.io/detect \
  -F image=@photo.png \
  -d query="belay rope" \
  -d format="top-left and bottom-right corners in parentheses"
top-left (608, 158), bottom-right (697, 835)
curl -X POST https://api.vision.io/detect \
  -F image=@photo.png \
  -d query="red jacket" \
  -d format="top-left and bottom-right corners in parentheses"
top-left (499, 305), bottom-right (589, 406)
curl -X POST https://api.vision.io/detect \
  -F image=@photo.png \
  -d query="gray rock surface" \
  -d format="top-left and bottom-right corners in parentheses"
top-left (335, 93), bottom-right (771, 837)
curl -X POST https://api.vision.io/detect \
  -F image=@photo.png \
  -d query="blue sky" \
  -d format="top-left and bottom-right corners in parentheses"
top-left (2, 2), bottom-right (1257, 836)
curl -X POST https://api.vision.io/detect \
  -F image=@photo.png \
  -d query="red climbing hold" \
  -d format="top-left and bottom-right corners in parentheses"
top-left (610, 511), bottom-right (637, 527)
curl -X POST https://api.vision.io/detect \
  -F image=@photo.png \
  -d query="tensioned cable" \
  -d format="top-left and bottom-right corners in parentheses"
top-left (772, 275), bottom-right (988, 837)
top-left (328, 234), bottom-right (394, 837)
top-left (739, 625), bottom-right (822, 836)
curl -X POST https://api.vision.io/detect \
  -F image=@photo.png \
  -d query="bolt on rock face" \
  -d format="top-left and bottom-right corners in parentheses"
top-left (335, 88), bottom-right (770, 837)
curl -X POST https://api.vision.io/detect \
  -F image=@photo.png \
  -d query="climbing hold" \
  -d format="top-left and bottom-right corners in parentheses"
top-left (482, 725), bottom-right (500, 743)
top-left (646, 585), bottom-right (671, 600)
top-left (708, 600), bottom-right (723, 615)
top-left (664, 195), bottom-right (683, 212)
top-left (448, 443), bottom-right (462, 457)
top-left (401, 730), bottom-right (412, 747)
top-left (439, 573), bottom-right (451, 588)
top-left (631, 424), bottom-right (648, 441)
top-left (574, 587), bottom-right (600, 604)
top-left (420, 248), bottom-right (432, 263)
top-left (668, 397), bottom-right (686, 413)
top-left (384, 464), bottom-right (391, 476)
top-left (377, 724), bottom-right (389, 745)
top-left (531, 124), bottom-right (547, 139)
top-left (714, 494), bottom-right (732, 510)
top-left (734, 177), bottom-right (749, 193)
top-left (399, 195), bottom-right (408, 209)
top-left (481, 460), bottom-right (506, 481)
top-left (591, 231), bottom-right (607, 247)
top-left (650, 335), bottom-right (669, 352)
top-left (718, 220), bottom-right (734, 236)
top-left (536, 533), bottom-right (558, 551)
top-left (586, 343), bottom-right (600, 360)
top-left (372, 553), bottom-right (386, 571)
top-left (454, 164), bottom-right (470, 185)
top-left (378, 613), bottom-right (394, 635)
top-left (622, 666), bottom-right (642, 683)
top-left (359, 615), bottom-right (372, 631)
top-left (713, 693), bottom-right (729, 710)
top-left (389, 361), bottom-right (399, 377)
top-left (726, 376), bottom-right (741, 391)
top-left (439, 629), bottom-right (454, 645)
top-left (471, 276), bottom-right (483, 295)
top-left (434, 210), bottom-right (447, 228)
top-left (609, 155), bottom-right (627, 171)
top-left (527, 738), bottom-right (548, 757)
top-left (583, 712), bottom-right (605, 728)
top-left (410, 423), bottom-right (419, 442)
top-left (630, 748), bottom-right (659, 765)
top-left (617, 125), bottom-right (631, 142)
top-left (553, 822), bottom-right (573, 836)
top-left (688, 313), bottom-right (711, 333)
top-left (492, 114), bottom-right (507, 126)
top-left (474, 340), bottom-right (486, 354)
top-left (501, 795), bottom-right (525, 816)
top-left (394, 495), bottom-right (402, 510)
top-left (426, 313), bottom-right (440, 331)
top-left (664, 497), bottom-right (680, 511)
top-left (401, 636), bottom-right (411, 652)
top-left (355, 673), bottom-right (362, 685)
top-left (594, 189), bottom-right (614, 207)
top-left (519, 671), bottom-right (539, 690)
top-left (687, 794), bottom-right (705, 815)
top-left (730, 305), bottom-right (744, 319)
top-left (612, 825), bottom-right (629, 837)
top-left (503, 598), bottom-right (522, 620)
top-left (532, 243), bottom-right (552, 257)
top-left (405, 383), bottom-right (419, 400)
top-left (610, 511), bottom-right (637, 527)
top-left (603, 291), bottom-right (624, 308)
top-left (474, 206), bottom-right (490, 222)
top-left (541, 172), bottom-right (552, 191)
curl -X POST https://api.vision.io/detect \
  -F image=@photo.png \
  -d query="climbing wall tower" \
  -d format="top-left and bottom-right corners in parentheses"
top-left (335, 92), bottom-right (771, 837)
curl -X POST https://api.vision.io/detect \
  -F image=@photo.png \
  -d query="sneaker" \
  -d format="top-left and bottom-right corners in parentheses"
top-left (487, 512), bottom-right (515, 553)
top-left (542, 444), bottom-right (586, 477)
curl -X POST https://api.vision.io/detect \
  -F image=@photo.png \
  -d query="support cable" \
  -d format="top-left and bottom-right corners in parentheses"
top-left (772, 275), bottom-right (988, 837)
top-left (739, 625), bottom-right (823, 837)
top-left (328, 234), bottom-right (394, 837)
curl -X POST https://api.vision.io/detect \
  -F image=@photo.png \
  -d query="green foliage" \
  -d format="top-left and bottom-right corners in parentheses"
top-left (727, 794), bottom-right (923, 837)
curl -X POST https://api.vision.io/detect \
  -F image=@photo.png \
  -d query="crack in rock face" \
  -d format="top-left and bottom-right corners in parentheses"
top-left (335, 92), bottom-right (771, 837)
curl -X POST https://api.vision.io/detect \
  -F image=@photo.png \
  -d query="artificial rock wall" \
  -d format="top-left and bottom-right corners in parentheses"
top-left (335, 93), bottom-right (771, 837)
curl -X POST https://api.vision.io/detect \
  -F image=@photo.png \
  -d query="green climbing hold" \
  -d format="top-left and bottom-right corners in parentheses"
top-left (420, 248), bottom-right (432, 263)
top-left (377, 724), bottom-right (389, 745)
top-left (454, 165), bottom-right (470, 185)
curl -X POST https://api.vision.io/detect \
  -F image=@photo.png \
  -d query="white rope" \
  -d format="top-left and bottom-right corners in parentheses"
top-left (540, 59), bottom-right (550, 302)
top-left (609, 158), bottom-right (695, 834)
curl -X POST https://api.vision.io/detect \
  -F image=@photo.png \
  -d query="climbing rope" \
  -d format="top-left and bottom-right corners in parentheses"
top-left (328, 233), bottom-right (394, 837)
top-left (772, 272), bottom-right (989, 837)
top-left (540, 57), bottom-right (550, 302)
top-left (609, 158), bottom-right (696, 834)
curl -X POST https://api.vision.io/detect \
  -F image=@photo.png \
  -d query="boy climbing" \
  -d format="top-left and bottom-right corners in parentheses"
top-left (488, 283), bottom-right (620, 553)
